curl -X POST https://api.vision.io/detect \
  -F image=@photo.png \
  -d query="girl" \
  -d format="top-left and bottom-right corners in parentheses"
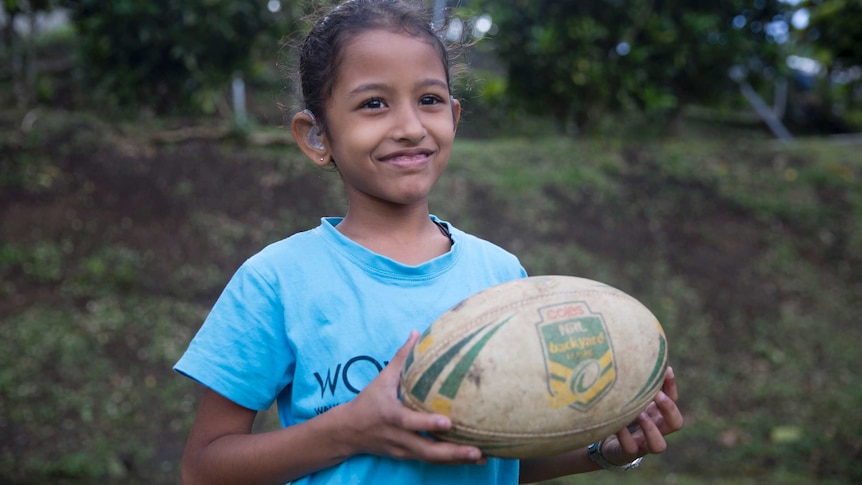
top-left (174, 1), bottom-right (683, 484)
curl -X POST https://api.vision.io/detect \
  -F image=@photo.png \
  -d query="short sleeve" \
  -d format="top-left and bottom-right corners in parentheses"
top-left (174, 262), bottom-right (293, 411)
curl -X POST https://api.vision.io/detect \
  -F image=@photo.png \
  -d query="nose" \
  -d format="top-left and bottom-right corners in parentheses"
top-left (392, 104), bottom-right (427, 143)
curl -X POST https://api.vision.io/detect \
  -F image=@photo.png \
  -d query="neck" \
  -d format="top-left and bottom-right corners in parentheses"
top-left (336, 205), bottom-right (451, 265)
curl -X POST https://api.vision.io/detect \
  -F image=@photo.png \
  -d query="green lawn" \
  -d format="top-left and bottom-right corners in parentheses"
top-left (1, 110), bottom-right (860, 483)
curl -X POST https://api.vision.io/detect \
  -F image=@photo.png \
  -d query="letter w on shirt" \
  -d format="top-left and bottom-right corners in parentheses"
top-left (314, 364), bottom-right (341, 398)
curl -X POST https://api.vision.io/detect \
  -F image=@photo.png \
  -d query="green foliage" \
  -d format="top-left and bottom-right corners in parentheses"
top-left (804, 0), bottom-right (862, 68)
top-left (1, 0), bottom-right (57, 13)
top-left (472, 0), bottom-right (786, 132)
top-left (0, 298), bottom-right (204, 481)
top-left (800, 0), bottom-right (862, 131)
top-left (67, 0), bottom-right (278, 114)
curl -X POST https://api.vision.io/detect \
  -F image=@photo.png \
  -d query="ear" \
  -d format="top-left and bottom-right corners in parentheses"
top-left (451, 98), bottom-right (462, 133)
top-left (291, 110), bottom-right (330, 168)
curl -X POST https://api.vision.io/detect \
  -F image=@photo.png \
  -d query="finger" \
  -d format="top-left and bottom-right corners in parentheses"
top-left (654, 390), bottom-right (685, 433)
top-left (615, 423), bottom-right (640, 455)
top-left (637, 411), bottom-right (667, 454)
top-left (389, 330), bottom-right (421, 371)
top-left (396, 406), bottom-right (453, 433)
top-left (644, 401), bottom-right (660, 418)
top-left (395, 431), bottom-right (484, 464)
top-left (421, 442), bottom-right (484, 464)
top-left (662, 366), bottom-right (678, 401)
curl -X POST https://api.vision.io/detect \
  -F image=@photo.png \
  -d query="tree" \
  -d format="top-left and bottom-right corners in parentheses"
top-left (804, 0), bottom-right (862, 68)
top-left (802, 0), bottom-right (862, 126)
top-left (68, 0), bottom-right (281, 114)
top-left (2, 0), bottom-right (62, 110)
top-left (474, 0), bottom-right (786, 132)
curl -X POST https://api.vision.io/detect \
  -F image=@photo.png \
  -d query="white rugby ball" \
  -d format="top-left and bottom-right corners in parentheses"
top-left (400, 275), bottom-right (668, 459)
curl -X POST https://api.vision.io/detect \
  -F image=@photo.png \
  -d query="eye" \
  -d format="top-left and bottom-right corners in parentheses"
top-left (361, 98), bottom-right (386, 109)
top-left (419, 95), bottom-right (444, 106)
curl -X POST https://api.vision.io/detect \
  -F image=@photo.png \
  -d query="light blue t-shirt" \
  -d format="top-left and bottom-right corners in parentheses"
top-left (175, 216), bottom-right (527, 484)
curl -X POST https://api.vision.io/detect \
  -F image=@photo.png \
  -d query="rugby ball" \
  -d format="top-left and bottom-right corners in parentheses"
top-left (400, 275), bottom-right (668, 459)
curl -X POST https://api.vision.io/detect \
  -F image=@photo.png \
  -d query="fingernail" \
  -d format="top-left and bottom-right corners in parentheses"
top-left (667, 366), bottom-right (675, 379)
top-left (656, 391), bottom-right (668, 403)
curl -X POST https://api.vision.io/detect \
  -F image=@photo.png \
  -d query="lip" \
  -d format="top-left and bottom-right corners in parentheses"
top-left (379, 148), bottom-right (435, 167)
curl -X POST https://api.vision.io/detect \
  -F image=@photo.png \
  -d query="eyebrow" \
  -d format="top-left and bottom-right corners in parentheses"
top-left (347, 78), bottom-right (449, 97)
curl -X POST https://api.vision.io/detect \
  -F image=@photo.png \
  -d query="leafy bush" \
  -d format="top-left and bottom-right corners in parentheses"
top-left (473, 0), bottom-right (787, 132)
top-left (68, 0), bottom-right (277, 114)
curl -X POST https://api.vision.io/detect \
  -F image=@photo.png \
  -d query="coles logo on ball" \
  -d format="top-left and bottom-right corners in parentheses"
top-left (536, 301), bottom-right (616, 411)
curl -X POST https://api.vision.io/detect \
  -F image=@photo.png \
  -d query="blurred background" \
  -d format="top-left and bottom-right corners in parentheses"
top-left (1, 0), bottom-right (860, 483)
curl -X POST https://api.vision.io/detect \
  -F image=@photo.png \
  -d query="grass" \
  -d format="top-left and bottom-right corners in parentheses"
top-left (1, 109), bottom-right (861, 483)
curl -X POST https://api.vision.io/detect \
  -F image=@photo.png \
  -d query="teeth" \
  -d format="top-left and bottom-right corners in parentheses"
top-left (389, 153), bottom-right (427, 162)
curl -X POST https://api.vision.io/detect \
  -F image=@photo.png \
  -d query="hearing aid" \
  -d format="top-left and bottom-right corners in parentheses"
top-left (302, 109), bottom-right (325, 150)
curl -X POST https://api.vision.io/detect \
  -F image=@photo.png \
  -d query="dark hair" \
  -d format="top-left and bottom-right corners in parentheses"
top-left (298, 0), bottom-right (453, 135)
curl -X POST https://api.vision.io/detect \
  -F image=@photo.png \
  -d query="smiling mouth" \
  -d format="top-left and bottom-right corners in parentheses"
top-left (381, 150), bottom-right (434, 167)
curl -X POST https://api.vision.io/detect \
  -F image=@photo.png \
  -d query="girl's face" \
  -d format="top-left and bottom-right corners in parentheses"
top-left (323, 29), bottom-right (460, 209)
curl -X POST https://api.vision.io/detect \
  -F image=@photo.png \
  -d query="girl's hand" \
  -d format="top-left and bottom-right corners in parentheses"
top-left (597, 367), bottom-right (684, 465)
top-left (335, 331), bottom-right (486, 465)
